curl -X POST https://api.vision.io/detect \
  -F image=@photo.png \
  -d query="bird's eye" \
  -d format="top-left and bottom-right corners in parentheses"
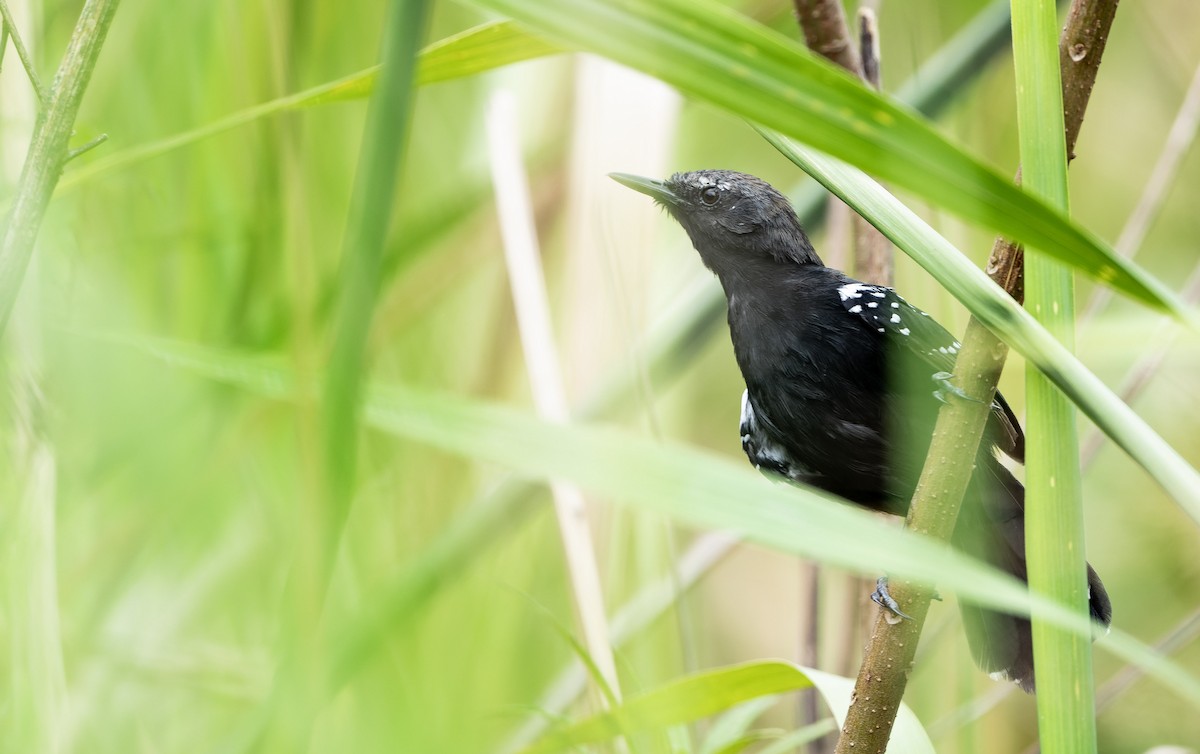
top-left (700, 187), bottom-right (720, 205)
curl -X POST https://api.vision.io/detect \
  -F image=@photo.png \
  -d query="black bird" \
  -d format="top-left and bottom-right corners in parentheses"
top-left (611, 169), bottom-right (1111, 692)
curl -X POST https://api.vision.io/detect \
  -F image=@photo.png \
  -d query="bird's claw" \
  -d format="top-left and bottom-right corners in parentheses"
top-left (871, 576), bottom-right (913, 622)
top-left (932, 371), bottom-right (983, 405)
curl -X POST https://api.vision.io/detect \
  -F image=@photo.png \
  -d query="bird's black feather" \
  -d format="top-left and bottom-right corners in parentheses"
top-left (613, 168), bottom-right (1110, 692)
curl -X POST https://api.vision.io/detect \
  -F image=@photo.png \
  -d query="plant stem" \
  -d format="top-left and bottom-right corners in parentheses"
top-left (851, 7), bottom-right (893, 287)
top-left (1014, 0), bottom-right (1097, 747)
top-left (791, 8), bottom-right (893, 749)
top-left (487, 89), bottom-right (622, 705)
top-left (0, 0), bottom-right (46, 103)
top-left (261, 0), bottom-right (430, 748)
top-left (791, 0), bottom-right (861, 76)
top-left (0, 0), bottom-right (120, 337)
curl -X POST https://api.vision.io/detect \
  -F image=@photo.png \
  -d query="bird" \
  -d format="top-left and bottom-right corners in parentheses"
top-left (610, 168), bottom-right (1111, 692)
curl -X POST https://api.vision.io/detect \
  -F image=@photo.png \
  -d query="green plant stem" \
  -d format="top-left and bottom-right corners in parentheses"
top-left (0, 0), bottom-right (120, 337)
top-left (1014, 0), bottom-right (1097, 748)
top-left (0, 0), bottom-right (46, 103)
top-left (320, 0), bottom-right (429, 550)
top-left (264, 0), bottom-right (430, 748)
top-left (832, 318), bottom-right (1006, 754)
top-left (833, 1), bottom-right (1117, 751)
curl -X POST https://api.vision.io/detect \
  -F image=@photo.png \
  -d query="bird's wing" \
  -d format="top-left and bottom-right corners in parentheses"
top-left (837, 281), bottom-right (1025, 463)
top-left (837, 282), bottom-right (961, 371)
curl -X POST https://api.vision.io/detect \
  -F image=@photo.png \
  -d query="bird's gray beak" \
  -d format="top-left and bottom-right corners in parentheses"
top-left (609, 172), bottom-right (680, 207)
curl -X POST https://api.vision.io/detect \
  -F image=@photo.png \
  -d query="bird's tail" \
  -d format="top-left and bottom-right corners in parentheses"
top-left (953, 456), bottom-right (1112, 693)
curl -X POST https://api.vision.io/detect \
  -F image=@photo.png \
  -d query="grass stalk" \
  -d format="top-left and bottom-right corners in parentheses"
top-left (0, 0), bottom-right (45, 103)
top-left (486, 89), bottom-right (623, 705)
top-left (1013, 0), bottom-right (1098, 748)
top-left (262, 0), bottom-right (430, 747)
top-left (0, 0), bottom-right (120, 336)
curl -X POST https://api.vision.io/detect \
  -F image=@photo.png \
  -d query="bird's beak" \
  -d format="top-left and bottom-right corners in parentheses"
top-left (609, 172), bottom-right (680, 207)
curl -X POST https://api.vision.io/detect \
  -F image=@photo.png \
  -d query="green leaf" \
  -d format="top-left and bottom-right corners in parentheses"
top-left (519, 662), bottom-right (809, 753)
top-left (54, 21), bottom-right (558, 197)
top-left (761, 131), bottom-right (1200, 525)
top-left (699, 697), bottom-right (778, 754)
top-left (320, 0), bottom-right (430, 503)
top-left (518, 662), bottom-right (929, 754)
top-left (463, 0), bottom-right (1189, 318)
top-left (755, 721), bottom-right (839, 754)
top-left (114, 333), bottom-right (1200, 708)
top-left (306, 20), bottom-right (561, 105)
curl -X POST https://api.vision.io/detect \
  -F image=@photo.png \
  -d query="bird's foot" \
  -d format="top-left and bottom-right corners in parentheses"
top-left (932, 371), bottom-right (983, 405)
top-left (871, 576), bottom-right (913, 624)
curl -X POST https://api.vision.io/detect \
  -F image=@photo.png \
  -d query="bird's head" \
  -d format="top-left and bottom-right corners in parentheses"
top-left (610, 170), bottom-right (822, 279)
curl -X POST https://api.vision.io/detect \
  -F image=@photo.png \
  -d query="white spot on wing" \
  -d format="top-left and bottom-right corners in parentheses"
top-left (890, 313), bottom-right (901, 323)
top-left (838, 282), bottom-right (868, 301)
top-left (899, 328), bottom-right (910, 335)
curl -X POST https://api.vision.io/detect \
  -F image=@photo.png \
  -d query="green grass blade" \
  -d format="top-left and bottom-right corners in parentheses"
top-left (1012, 0), bottom-right (1097, 747)
top-left (111, 333), bottom-right (1200, 708)
top-left (281, 20), bottom-right (561, 106)
top-left (519, 661), bottom-right (813, 753)
top-left (761, 131), bottom-right (1200, 524)
top-left (699, 697), bottom-right (778, 754)
top-left (260, 0), bottom-right (432, 745)
top-left (518, 662), bottom-right (930, 754)
top-left (464, 0), bottom-right (1190, 318)
top-left (755, 720), bottom-right (840, 754)
top-left (320, 0), bottom-right (430, 538)
top-left (53, 21), bottom-right (557, 197)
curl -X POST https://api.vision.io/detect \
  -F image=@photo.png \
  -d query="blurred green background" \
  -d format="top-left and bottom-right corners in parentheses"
top-left (2, 0), bottom-right (1199, 752)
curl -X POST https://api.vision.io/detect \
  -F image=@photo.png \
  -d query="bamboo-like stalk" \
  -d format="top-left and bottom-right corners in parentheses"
top-left (486, 89), bottom-right (623, 707)
top-left (1014, 0), bottom-right (1097, 748)
top-left (0, 0), bottom-right (120, 336)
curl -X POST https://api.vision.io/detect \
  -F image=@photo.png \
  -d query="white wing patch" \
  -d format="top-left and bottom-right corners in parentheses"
top-left (838, 281), bottom-right (962, 364)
